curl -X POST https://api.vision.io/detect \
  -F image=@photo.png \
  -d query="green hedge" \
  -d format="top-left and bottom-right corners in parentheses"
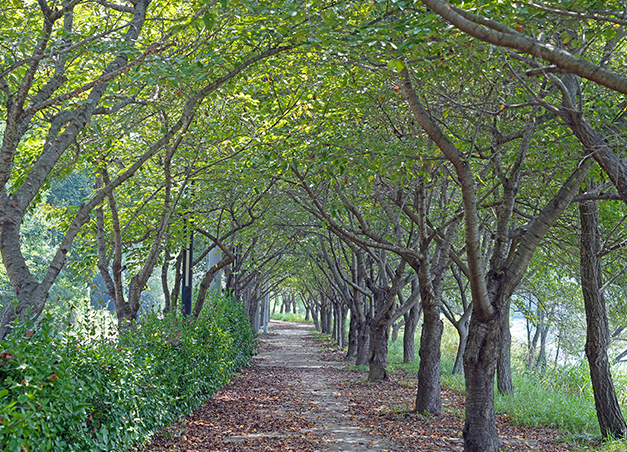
top-left (0, 293), bottom-right (255, 452)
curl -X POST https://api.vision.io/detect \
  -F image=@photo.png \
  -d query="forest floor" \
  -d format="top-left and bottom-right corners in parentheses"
top-left (143, 320), bottom-right (577, 451)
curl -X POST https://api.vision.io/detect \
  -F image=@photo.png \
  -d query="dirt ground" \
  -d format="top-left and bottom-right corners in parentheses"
top-left (143, 320), bottom-right (575, 451)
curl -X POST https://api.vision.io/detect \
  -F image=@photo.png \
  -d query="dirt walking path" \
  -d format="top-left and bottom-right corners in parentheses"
top-left (144, 320), bottom-right (574, 451)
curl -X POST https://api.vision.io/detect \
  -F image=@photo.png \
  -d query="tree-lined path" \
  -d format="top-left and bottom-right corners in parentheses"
top-left (144, 320), bottom-right (573, 451)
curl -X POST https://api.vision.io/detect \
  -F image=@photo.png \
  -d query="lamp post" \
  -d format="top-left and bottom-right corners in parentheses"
top-left (181, 221), bottom-right (193, 317)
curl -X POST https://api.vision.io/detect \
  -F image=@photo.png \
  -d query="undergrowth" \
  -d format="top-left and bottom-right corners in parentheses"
top-left (333, 318), bottom-right (627, 450)
top-left (270, 312), bottom-right (311, 323)
top-left (0, 293), bottom-right (254, 452)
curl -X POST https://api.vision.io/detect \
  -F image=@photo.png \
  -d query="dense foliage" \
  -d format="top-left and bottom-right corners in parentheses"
top-left (0, 293), bottom-right (254, 452)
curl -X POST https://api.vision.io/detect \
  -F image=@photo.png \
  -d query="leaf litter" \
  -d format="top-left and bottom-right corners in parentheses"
top-left (142, 320), bottom-right (577, 451)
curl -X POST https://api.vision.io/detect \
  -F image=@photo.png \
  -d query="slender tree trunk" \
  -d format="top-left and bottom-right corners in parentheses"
top-left (312, 305), bottom-right (320, 331)
top-left (346, 312), bottom-right (358, 359)
top-left (355, 314), bottom-right (371, 366)
top-left (497, 299), bottom-right (514, 394)
top-left (414, 179), bottom-right (453, 415)
top-left (320, 301), bottom-right (329, 333)
top-left (453, 317), bottom-right (469, 375)
top-left (391, 319), bottom-right (402, 342)
top-left (536, 323), bottom-right (549, 372)
top-left (339, 303), bottom-right (347, 349)
top-left (170, 250), bottom-right (183, 312)
top-left (526, 310), bottom-right (541, 369)
top-left (580, 199), bottom-right (627, 438)
top-left (332, 302), bottom-right (338, 342)
top-left (403, 303), bottom-right (421, 363)
top-left (325, 301), bottom-right (333, 333)
top-left (161, 248), bottom-right (172, 313)
top-left (193, 253), bottom-right (235, 318)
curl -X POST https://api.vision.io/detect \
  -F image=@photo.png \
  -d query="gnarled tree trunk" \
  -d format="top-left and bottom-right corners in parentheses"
top-left (580, 198), bottom-right (627, 438)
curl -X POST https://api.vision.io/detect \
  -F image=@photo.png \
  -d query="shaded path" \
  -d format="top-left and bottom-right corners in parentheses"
top-left (253, 321), bottom-right (393, 451)
top-left (144, 320), bottom-right (574, 451)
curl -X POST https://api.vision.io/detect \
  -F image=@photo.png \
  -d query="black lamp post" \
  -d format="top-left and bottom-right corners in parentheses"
top-left (182, 220), bottom-right (193, 317)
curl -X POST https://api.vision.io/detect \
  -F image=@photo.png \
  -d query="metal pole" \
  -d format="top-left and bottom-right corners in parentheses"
top-left (182, 227), bottom-right (193, 316)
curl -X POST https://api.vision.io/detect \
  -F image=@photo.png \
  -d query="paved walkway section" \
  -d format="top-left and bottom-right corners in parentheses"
top-left (253, 320), bottom-right (393, 451)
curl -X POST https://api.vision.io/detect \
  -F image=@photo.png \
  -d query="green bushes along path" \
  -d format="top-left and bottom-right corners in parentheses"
top-left (0, 293), bottom-right (255, 452)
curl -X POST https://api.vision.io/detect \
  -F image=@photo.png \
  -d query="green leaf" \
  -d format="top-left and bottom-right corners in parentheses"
top-left (167, 23), bottom-right (186, 35)
top-left (387, 59), bottom-right (404, 72)
top-left (203, 12), bottom-right (215, 31)
top-left (220, 0), bottom-right (227, 8)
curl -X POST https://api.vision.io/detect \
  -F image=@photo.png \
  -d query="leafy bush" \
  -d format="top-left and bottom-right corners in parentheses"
top-left (0, 293), bottom-right (255, 452)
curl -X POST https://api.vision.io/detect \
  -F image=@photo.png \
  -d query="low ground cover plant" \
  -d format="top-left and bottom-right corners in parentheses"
top-left (0, 293), bottom-right (254, 452)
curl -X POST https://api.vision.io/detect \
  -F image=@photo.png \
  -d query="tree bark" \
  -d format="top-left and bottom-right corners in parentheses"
top-left (415, 305), bottom-right (443, 414)
top-left (355, 314), bottom-right (371, 366)
top-left (368, 317), bottom-right (390, 381)
top-left (462, 314), bottom-right (501, 451)
top-left (347, 312), bottom-right (358, 359)
top-left (312, 305), bottom-right (321, 332)
top-left (193, 252), bottom-right (235, 318)
top-left (403, 302), bottom-right (421, 363)
top-left (391, 318), bottom-right (404, 342)
top-left (497, 299), bottom-right (514, 394)
top-left (162, 247), bottom-right (172, 313)
top-left (580, 199), bottom-right (627, 438)
top-left (452, 316), bottom-right (469, 375)
top-left (399, 65), bottom-right (591, 451)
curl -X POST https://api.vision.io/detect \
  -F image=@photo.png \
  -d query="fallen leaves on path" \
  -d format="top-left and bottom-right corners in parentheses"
top-left (143, 366), bottom-right (325, 452)
top-left (143, 323), bottom-right (577, 451)
top-left (328, 367), bottom-right (573, 451)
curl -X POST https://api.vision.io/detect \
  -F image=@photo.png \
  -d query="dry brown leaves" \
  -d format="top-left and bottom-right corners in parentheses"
top-left (329, 367), bottom-right (574, 451)
top-left (143, 366), bottom-right (325, 452)
top-left (143, 328), bottom-right (577, 452)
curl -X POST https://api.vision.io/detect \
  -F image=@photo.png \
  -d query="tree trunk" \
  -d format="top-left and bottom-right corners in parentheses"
top-left (415, 301), bottom-right (443, 414)
top-left (346, 312), bottom-right (358, 359)
top-left (497, 299), bottom-right (514, 394)
top-left (312, 305), bottom-right (320, 331)
top-left (325, 301), bottom-right (333, 333)
top-left (320, 302), bottom-right (329, 333)
top-left (162, 248), bottom-right (172, 313)
top-left (391, 319), bottom-right (402, 342)
top-left (536, 323), bottom-right (549, 372)
top-left (193, 253), bottom-right (235, 318)
top-left (526, 309), bottom-right (541, 369)
top-left (368, 318), bottom-right (389, 381)
top-left (403, 303), bottom-right (421, 363)
top-left (355, 315), bottom-right (371, 366)
top-left (463, 314), bottom-right (501, 452)
top-left (580, 199), bottom-right (627, 438)
top-left (453, 316), bottom-right (469, 375)
top-left (170, 250), bottom-right (183, 311)
top-left (339, 303), bottom-right (347, 349)
top-left (332, 302), bottom-right (338, 342)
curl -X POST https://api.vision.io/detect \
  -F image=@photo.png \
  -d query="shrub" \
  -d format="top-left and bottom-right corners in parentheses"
top-left (0, 293), bottom-right (255, 452)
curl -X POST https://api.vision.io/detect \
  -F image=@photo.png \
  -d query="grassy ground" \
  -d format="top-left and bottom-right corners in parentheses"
top-left (270, 312), bottom-right (311, 323)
